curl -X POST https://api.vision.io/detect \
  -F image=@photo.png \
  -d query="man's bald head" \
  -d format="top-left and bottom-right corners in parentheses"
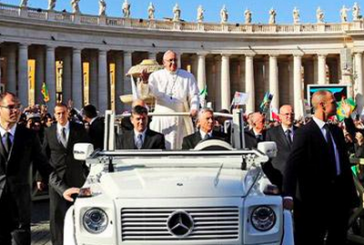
top-left (279, 105), bottom-right (294, 128)
top-left (311, 90), bottom-right (336, 120)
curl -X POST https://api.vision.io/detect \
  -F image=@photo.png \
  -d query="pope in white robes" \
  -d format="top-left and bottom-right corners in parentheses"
top-left (142, 50), bottom-right (199, 149)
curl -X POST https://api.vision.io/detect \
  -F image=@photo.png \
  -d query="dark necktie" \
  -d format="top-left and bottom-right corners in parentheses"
top-left (135, 134), bottom-right (143, 149)
top-left (286, 129), bottom-right (292, 145)
top-left (61, 127), bottom-right (67, 147)
top-left (203, 133), bottom-right (210, 140)
top-left (256, 134), bottom-right (263, 143)
top-left (3, 132), bottom-right (12, 156)
top-left (323, 124), bottom-right (337, 177)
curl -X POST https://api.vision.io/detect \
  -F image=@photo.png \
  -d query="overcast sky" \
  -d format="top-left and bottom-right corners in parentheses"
top-left (3, 0), bottom-right (361, 24)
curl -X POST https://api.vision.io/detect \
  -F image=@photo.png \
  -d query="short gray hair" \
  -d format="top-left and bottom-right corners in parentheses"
top-left (197, 107), bottom-right (213, 121)
top-left (163, 50), bottom-right (176, 60)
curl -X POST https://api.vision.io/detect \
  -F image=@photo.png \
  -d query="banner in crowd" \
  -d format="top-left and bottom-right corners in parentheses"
top-left (259, 92), bottom-right (273, 114)
top-left (231, 91), bottom-right (248, 107)
top-left (41, 82), bottom-right (49, 103)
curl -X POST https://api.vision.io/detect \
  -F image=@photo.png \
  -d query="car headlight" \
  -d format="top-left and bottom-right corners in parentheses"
top-left (251, 206), bottom-right (276, 231)
top-left (83, 208), bottom-right (108, 234)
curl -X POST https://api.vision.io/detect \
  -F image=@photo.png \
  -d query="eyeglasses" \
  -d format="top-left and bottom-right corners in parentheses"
top-left (0, 105), bottom-right (22, 111)
top-left (164, 58), bottom-right (178, 63)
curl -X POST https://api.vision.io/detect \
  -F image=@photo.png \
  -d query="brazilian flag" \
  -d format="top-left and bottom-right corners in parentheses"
top-left (41, 82), bottom-right (50, 103)
top-left (336, 98), bottom-right (356, 121)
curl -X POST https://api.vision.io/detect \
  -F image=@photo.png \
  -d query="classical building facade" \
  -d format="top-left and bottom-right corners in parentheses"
top-left (0, 2), bottom-right (363, 118)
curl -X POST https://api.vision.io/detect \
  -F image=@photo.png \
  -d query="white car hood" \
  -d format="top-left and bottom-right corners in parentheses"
top-left (97, 167), bottom-right (247, 199)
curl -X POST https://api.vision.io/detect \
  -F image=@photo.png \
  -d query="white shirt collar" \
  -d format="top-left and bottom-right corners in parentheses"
top-left (0, 124), bottom-right (17, 137)
top-left (134, 129), bottom-right (147, 140)
top-left (281, 125), bottom-right (294, 132)
top-left (312, 116), bottom-right (326, 129)
top-left (200, 129), bottom-right (212, 139)
top-left (57, 121), bottom-right (70, 132)
top-left (90, 117), bottom-right (98, 125)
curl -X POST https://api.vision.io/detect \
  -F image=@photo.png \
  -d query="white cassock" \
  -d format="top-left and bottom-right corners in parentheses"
top-left (147, 68), bottom-right (199, 149)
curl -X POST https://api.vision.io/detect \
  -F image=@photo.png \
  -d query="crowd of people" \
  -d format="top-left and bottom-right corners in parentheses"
top-left (0, 49), bottom-right (363, 245)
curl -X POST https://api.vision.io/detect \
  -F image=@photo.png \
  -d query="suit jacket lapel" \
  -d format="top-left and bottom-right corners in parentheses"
top-left (0, 134), bottom-right (6, 161)
top-left (142, 130), bottom-right (151, 149)
top-left (52, 124), bottom-right (65, 149)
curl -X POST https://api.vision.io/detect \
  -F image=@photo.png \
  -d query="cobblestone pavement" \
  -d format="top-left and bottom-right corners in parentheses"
top-left (31, 200), bottom-right (51, 245)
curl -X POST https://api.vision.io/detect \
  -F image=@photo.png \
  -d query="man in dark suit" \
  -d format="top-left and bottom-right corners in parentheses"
top-left (265, 105), bottom-right (296, 190)
top-left (117, 105), bottom-right (165, 149)
top-left (182, 108), bottom-right (229, 150)
top-left (0, 92), bottom-right (57, 245)
top-left (244, 112), bottom-right (266, 149)
top-left (82, 104), bottom-right (104, 150)
top-left (283, 90), bottom-right (358, 245)
top-left (43, 103), bottom-right (90, 245)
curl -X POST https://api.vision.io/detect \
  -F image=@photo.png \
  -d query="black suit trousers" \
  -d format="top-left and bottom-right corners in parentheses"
top-left (294, 175), bottom-right (351, 245)
top-left (0, 192), bottom-right (30, 245)
top-left (49, 186), bottom-right (72, 245)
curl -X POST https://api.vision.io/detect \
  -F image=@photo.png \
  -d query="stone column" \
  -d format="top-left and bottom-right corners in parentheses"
top-left (115, 52), bottom-right (123, 113)
top-left (89, 51), bottom-right (98, 106)
top-left (355, 52), bottom-right (364, 96)
top-left (245, 54), bottom-right (255, 113)
top-left (72, 48), bottom-right (83, 109)
top-left (197, 53), bottom-right (206, 92)
top-left (221, 54), bottom-right (231, 110)
top-left (46, 46), bottom-right (56, 110)
top-left (269, 55), bottom-right (279, 110)
top-left (239, 57), bottom-right (246, 92)
top-left (62, 49), bottom-right (72, 104)
top-left (18, 44), bottom-right (28, 106)
top-left (318, 54), bottom-right (327, 84)
top-left (214, 56), bottom-right (222, 110)
top-left (175, 52), bottom-right (182, 69)
top-left (293, 55), bottom-right (303, 119)
top-left (6, 45), bottom-right (16, 94)
top-left (35, 47), bottom-right (44, 104)
top-left (123, 51), bottom-right (133, 111)
top-left (98, 49), bottom-right (108, 113)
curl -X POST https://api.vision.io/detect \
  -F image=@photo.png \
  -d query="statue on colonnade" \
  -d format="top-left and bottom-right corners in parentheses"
top-left (173, 3), bottom-right (181, 22)
top-left (122, 0), bottom-right (131, 18)
top-left (353, 2), bottom-right (361, 21)
top-left (293, 7), bottom-right (300, 24)
top-left (220, 5), bottom-right (228, 23)
top-left (340, 5), bottom-right (350, 23)
top-left (20, 0), bottom-right (28, 8)
top-left (99, 0), bottom-right (106, 16)
top-left (244, 9), bottom-right (252, 24)
top-left (71, 0), bottom-right (80, 14)
top-left (197, 5), bottom-right (204, 22)
top-left (148, 2), bottom-right (155, 20)
top-left (48, 0), bottom-right (56, 11)
top-left (269, 8), bottom-right (276, 24)
top-left (316, 7), bottom-right (324, 23)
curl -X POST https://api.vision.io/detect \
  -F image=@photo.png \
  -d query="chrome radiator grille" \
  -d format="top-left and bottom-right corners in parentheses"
top-left (121, 207), bottom-right (240, 241)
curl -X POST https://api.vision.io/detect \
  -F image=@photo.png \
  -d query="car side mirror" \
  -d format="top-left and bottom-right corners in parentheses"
top-left (73, 143), bottom-right (94, 161)
top-left (257, 141), bottom-right (277, 158)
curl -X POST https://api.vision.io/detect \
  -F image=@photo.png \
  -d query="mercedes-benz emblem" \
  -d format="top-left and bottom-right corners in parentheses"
top-left (167, 210), bottom-right (194, 237)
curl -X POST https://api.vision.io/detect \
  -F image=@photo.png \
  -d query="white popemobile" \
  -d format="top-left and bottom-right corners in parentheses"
top-left (64, 110), bottom-right (294, 245)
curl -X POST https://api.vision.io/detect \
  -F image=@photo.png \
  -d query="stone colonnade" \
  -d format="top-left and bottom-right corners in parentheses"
top-left (0, 42), bottom-right (358, 118)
